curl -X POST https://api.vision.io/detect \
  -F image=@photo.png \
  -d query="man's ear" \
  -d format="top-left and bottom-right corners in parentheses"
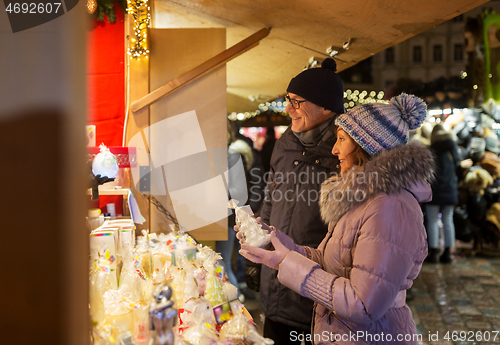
top-left (322, 108), bottom-right (334, 117)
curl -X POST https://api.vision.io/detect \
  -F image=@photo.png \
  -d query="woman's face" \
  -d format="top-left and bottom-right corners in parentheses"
top-left (332, 128), bottom-right (356, 173)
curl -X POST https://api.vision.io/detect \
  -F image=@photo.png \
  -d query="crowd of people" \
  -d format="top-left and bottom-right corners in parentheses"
top-left (411, 112), bottom-right (500, 260)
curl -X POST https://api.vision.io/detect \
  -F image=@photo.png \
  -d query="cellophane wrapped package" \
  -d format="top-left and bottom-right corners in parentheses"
top-left (223, 282), bottom-right (238, 302)
top-left (172, 234), bottom-right (197, 267)
top-left (136, 230), bottom-right (153, 280)
top-left (132, 305), bottom-right (151, 345)
top-left (182, 322), bottom-right (219, 345)
top-left (101, 289), bottom-right (135, 338)
top-left (89, 241), bottom-right (120, 334)
top-left (94, 246), bottom-right (154, 344)
top-left (219, 313), bottom-right (274, 345)
top-left (184, 262), bottom-right (200, 303)
top-left (171, 266), bottom-right (186, 309)
top-left (203, 252), bottom-right (228, 307)
top-left (118, 247), bottom-right (141, 301)
top-left (90, 224), bottom-right (248, 344)
top-left (194, 266), bottom-right (208, 296)
top-left (92, 323), bottom-right (115, 345)
top-left (151, 233), bottom-right (173, 284)
top-left (181, 297), bottom-right (216, 331)
top-left (219, 313), bottom-right (253, 341)
top-left (228, 199), bottom-right (270, 248)
top-left (89, 269), bottom-right (111, 327)
top-left (90, 231), bottom-right (118, 289)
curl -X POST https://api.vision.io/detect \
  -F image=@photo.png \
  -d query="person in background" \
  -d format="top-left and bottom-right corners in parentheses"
top-left (229, 121), bottom-right (266, 214)
top-left (239, 93), bottom-right (434, 345)
top-left (217, 122), bottom-right (254, 296)
top-left (410, 121), bottom-right (432, 147)
top-left (228, 122), bottom-right (266, 294)
top-left (250, 57), bottom-right (344, 345)
top-left (425, 123), bottom-right (459, 263)
top-left (260, 126), bottom-right (277, 173)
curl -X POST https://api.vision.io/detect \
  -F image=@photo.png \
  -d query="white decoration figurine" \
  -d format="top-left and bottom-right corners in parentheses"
top-left (228, 199), bottom-right (271, 248)
top-left (92, 143), bottom-right (119, 179)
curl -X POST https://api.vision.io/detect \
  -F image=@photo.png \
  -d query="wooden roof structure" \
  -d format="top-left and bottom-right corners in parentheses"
top-left (154, 0), bottom-right (490, 113)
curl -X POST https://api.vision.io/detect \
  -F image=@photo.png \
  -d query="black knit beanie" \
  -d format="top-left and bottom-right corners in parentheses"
top-left (287, 58), bottom-right (345, 114)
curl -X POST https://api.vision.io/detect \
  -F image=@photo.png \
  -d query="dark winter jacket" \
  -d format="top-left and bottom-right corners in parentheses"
top-left (429, 139), bottom-right (459, 205)
top-left (259, 121), bottom-right (340, 330)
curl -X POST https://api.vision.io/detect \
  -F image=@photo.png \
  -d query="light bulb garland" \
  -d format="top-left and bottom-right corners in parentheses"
top-left (228, 101), bottom-right (288, 121)
top-left (228, 90), bottom-right (388, 121)
top-left (343, 89), bottom-right (387, 111)
top-left (127, 0), bottom-right (151, 59)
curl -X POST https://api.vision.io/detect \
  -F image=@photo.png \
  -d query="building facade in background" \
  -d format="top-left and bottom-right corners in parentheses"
top-left (372, 14), bottom-right (466, 91)
top-left (341, 1), bottom-right (500, 110)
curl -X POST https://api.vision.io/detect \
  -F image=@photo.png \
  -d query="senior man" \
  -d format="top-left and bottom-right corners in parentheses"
top-left (250, 58), bottom-right (345, 345)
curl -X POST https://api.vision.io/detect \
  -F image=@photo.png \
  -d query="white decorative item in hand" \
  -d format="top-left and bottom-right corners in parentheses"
top-left (228, 199), bottom-right (271, 248)
top-left (92, 143), bottom-right (119, 179)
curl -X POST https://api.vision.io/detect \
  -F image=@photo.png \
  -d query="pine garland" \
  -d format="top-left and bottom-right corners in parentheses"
top-left (92, 0), bottom-right (127, 23)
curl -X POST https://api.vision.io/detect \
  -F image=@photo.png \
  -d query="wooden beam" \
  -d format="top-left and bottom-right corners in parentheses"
top-left (125, 12), bottom-right (151, 231)
top-left (131, 27), bottom-right (270, 113)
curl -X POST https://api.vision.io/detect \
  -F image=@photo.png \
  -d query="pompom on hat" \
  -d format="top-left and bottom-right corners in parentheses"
top-left (287, 58), bottom-right (345, 114)
top-left (335, 93), bottom-right (427, 156)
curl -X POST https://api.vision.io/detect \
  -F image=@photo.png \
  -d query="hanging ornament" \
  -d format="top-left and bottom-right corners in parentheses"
top-left (86, 0), bottom-right (97, 14)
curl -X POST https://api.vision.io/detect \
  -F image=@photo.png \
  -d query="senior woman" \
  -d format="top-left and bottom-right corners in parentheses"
top-left (238, 93), bottom-right (435, 345)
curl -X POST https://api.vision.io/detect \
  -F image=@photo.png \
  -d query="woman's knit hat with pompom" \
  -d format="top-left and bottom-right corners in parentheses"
top-left (335, 93), bottom-right (427, 155)
top-left (287, 58), bottom-right (345, 114)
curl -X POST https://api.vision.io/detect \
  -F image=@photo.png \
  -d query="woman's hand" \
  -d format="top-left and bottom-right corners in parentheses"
top-left (239, 232), bottom-right (290, 270)
top-left (234, 217), bottom-right (275, 244)
top-left (256, 218), bottom-right (299, 252)
top-left (236, 218), bottom-right (300, 254)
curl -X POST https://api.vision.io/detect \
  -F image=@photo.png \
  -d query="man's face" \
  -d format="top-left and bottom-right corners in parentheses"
top-left (285, 93), bottom-right (332, 133)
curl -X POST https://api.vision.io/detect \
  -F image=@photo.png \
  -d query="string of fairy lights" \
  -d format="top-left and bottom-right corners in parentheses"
top-left (344, 89), bottom-right (386, 110)
top-left (127, 0), bottom-right (151, 59)
top-left (228, 89), bottom-right (387, 121)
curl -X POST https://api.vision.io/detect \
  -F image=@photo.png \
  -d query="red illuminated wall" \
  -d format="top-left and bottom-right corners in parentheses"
top-left (87, 3), bottom-right (125, 147)
top-left (87, 4), bottom-right (125, 214)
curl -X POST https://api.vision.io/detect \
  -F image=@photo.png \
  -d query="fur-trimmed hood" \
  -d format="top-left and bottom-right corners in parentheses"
top-left (319, 142), bottom-right (435, 225)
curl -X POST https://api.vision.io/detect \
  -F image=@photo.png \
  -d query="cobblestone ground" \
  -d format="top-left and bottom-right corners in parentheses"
top-left (245, 249), bottom-right (500, 343)
top-left (409, 250), bottom-right (500, 345)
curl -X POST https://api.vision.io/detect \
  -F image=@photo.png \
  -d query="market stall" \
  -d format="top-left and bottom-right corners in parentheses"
top-left (3, 1), bottom-right (494, 344)
top-left (88, 201), bottom-right (273, 344)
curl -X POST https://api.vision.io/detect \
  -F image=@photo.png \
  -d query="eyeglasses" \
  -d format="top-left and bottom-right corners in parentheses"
top-left (285, 95), bottom-right (308, 109)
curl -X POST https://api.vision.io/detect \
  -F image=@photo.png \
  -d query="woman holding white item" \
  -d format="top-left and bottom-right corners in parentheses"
top-left (237, 94), bottom-right (435, 344)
